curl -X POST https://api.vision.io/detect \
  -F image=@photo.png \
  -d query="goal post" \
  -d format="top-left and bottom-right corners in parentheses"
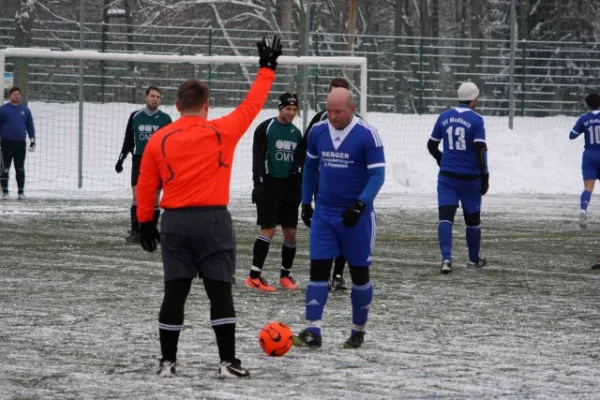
top-left (0, 48), bottom-right (368, 117)
top-left (0, 48), bottom-right (367, 195)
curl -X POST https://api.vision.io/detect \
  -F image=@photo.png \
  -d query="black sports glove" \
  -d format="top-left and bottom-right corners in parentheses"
top-left (435, 154), bottom-right (442, 167)
top-left (29, 138), bottom-right (36, 152)
top-left (252, 176), bottom-right (267, 205)
top-left (257, 35), bottom-right (282, 71)
top-left (139, 221), bottom-right (160, 252)
top-left (481, 173), bottom-right (489, 196)
top-left (115, 153), bottom-right (126, 173)
top-left (301, 203), bottom-right (313, 228)
top-left (289, 167), bottom-right (302, 196)
top-left (342, 200), bottom-right (367, 227)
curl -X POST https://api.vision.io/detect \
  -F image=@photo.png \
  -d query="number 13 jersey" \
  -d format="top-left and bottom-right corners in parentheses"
top-left (430, 104), bottom-right (486, 176)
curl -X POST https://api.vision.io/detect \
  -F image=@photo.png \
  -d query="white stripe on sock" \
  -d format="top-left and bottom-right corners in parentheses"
top-left (158, 323), bottom-right (183, 332)
top-left (211, 317), bottom-right (237, 327)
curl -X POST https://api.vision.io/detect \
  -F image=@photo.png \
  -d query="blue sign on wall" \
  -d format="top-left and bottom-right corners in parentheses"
top-left (4, 72), bottom-right (14, 89)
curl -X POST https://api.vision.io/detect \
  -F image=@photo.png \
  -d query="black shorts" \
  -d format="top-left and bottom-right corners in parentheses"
top-left (256, 176), bottom-right (300, 229)
top-left (131, 155), bottom-right (142, 187)
top-left (160, 207), bottom-right (236, 284)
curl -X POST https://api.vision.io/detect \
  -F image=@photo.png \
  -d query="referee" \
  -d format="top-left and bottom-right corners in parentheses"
top-left (245, 92), bottom-right (303, 292)
top-left (136, 36), bottom-right (281, 379)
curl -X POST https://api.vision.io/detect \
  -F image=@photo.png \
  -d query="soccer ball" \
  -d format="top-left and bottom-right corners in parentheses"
top-left (258, 322), bottom-right (293, 357)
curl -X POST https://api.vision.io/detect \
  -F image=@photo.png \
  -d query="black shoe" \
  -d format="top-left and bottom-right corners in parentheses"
top-left (343, 331), bottom-right (365, 349)
top-left (125, 230), bottom-right (140, 244)
top-left (156, 360), bottom-right (176, 377)
top-left (218, 359), bottom-right (250, 378)
top-left (592, 264), bottom-right (600, 270)
top-left (331, 274), bottom-right (347, 291)
top-left (467, 256), bottom-right (487, 268)
top-left (441, 260), bottom-right (452, 274)
top-left (293, 329), bottom-right (322, 348)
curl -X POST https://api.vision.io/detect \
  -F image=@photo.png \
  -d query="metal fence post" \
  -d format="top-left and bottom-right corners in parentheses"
top-left (207, 28), bottom-right (213, 90)
top-left (419, 37), bottom-right (424, 115)
top-left (78, 0), bottom-right (86, 189)
top-left (521, 40), bottom-right (526, 116)
top-left (508, 0), bottom-right (516, 129)
top-left (313, 32), bottom-right (319, 111)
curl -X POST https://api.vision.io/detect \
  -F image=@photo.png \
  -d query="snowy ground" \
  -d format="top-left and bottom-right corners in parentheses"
top-left (2, 194), bottom-right (600, 399)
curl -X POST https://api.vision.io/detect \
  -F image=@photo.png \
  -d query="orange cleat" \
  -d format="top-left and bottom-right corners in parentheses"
top-left (279, 276), bottom-right (299, 290)
top-left (245, 276), bottom-right (276, 292)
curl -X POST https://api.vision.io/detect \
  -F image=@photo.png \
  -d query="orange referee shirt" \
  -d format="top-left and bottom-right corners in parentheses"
top-left (136, 68), bottom-right (275, 223)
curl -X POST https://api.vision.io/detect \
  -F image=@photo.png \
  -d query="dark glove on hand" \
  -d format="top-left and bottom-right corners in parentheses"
top-left (301, 203), bottom-right (314, 228)
top-left (342, 200), bottom-right (367, 227)
top-left (289, 167), bottom-right (302, 196)
top-left (115, 153), bottom-right (126, 173)
top-left (139, 221), bottom-right (160, 252)
top-left (29, 138), bottom-right (36, 152)
top-left (435, 154), bottom-right (442, 167)
top-left (481, 173), bottom-right (489, 196)
top-left (257, 35), bottom-right (282, 70)
top-left (252, 177), bottom-right (267, 204)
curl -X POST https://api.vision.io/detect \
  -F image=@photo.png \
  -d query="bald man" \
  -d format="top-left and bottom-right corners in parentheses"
top-left (294, 87), bottom-right (386, 350)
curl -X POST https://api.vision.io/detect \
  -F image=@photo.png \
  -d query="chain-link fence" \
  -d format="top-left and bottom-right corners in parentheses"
top-left (2, 18), bottom-right (600, 117)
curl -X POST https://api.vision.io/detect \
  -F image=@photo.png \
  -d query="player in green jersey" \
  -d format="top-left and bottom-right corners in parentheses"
top-left (115, 86), bottom-right (173, 243)
top-left (245, 92), bottom-right (303, 291)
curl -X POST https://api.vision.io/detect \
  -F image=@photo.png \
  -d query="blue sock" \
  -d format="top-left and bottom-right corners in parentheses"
top-left (438, 221), bottom-right (453, 261)
top-left (466, 226), bottom-right (481, 262)
top-left (581, 190), bottom-right (592, 211)
top-left (351, 281), bottom-right (373, 331)
top-left (305, 281), bottom-right (329, 336)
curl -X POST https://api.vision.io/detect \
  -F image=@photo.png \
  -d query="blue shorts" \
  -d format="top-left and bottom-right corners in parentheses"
top-left (437, 175), bottom-right (481, 214)
top-left (582, 150), bottom-right (600, 181)
top-left (309, 209), bottom-right (376, 267)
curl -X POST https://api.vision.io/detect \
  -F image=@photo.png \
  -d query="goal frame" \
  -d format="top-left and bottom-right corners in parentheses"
top-left (0, 47), bottom-right (368, 117)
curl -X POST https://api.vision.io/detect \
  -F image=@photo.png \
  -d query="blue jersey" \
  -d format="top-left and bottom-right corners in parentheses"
top-left (304, 116), bottom-right (385, 213)
top-left (0, 103), bottom-right (35, 141)
top-left (430, 105), bottom-right (486, 175)
top-left (569, 110), bottom-right (600, 151)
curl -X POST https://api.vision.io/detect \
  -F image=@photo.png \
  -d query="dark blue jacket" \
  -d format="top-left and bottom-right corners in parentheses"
top-left (0, 103), bottom-right (35, 141)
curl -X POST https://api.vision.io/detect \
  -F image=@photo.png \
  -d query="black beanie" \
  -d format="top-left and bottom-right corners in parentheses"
top-left (278, 92), bottom-right (298, 109)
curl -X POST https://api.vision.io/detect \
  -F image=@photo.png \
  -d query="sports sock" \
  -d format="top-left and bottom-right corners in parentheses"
top-left (130, 204), bottom-right (139, 233)
top-left (250, 235), bottom-right (271, 279)
top-left (351, 281), bottom-right (372, 328)
top-left (438, 221), bottom-right (453, 261)
top-left (466, 226), bottom-right (481, 262)
top-left (305, 281), bottom-right (329, 336)
top-left (581, 190), bottom-right (592, 211)
top-left (333, 256), bottom-right (346, 278)
top-left (280, 241), bottom-right (296, 278)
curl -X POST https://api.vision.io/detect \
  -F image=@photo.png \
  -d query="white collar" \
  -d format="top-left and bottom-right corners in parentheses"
top-left (328, 116), bottom-right (359, 150)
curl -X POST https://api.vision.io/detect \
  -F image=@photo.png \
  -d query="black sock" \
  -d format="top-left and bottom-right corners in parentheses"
top-left (212, 323), bottom-right (236, 362)
top-left (159, 329), bottom-right (181, 362)
top-left (130, 204), bottom-right (139, 233)
top-left (158, 278), bottom-right (191, 363)
top-left (250, 235), bottom-right (271, 279)
top-left (153, 207), bottom-right (160, 229)
top-left (333, 256), bottom-right (346, 277)
top-left (204, 279), bottom-right (237, 362)
top-left (281, 241), bottom-right (296, 278)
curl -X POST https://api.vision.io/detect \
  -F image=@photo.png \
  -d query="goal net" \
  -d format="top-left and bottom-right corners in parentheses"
top-left (0, 48), bottom-right (366, 197)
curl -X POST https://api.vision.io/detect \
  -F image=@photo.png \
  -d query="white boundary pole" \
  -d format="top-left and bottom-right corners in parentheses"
top-left (0, 52), bottom-right (5, 101)
top-left (0, 48), bottom-right (369, 117)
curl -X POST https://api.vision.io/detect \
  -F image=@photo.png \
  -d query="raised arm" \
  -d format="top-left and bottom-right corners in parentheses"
top-left (211, 36), bottom-right (281, 142)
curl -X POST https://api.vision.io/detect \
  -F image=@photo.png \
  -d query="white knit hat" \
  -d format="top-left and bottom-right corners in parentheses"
top-left (457, 82), bottom-right (480, 101)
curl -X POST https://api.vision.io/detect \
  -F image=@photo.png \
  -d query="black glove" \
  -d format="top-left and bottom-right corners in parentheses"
top-left (257, 35), bottom-right (282, 71)
top-left (481, 173), bottom-right (489, 196)
top-left (29, 138), bottom-right (36, 152)
top-left (115, 153), bottom-right (126, 173)
top-left (301, 203), bottom-right (314, 228)
top-left (139, 221), bottom-right (160, 252)
top-left (289, 167), bottom-right (302, 196)
top-left (342, 200), bottom-right (367, 227)
top-left (252, 176), bottom-right (267, 205)
top-left (435, 154), bottom-right (442, 167)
